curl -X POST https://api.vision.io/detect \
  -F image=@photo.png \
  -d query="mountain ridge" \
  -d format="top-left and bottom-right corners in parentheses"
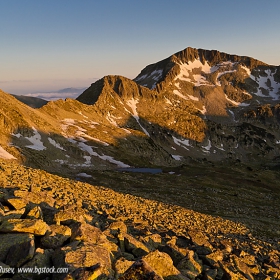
top-left (0, 47), bottom-right (280, 171)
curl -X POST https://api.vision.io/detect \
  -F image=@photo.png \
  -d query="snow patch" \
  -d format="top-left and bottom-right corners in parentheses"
top-left (78, 142), bottom-right (130, 168)
top-left (76, 173), bottom-right (92, 178)
top-left (0, 146), bottom-right (16, 159)
top-left (11, 133), bottom-right (22, 138)
top-left (48, 138), bottom-right (65, 151)
top-left (172, 136), bottom-right (191, 150)
top-left (126, 98), bottom-right (150, 136)
top-left (172, 154), bottom-right (183, 161)
top-left (25, 127), bottom-right (46, 151)
top-left (106, 112), bottom-right (118, 127)
top-left (173, 90), bottom-right (188, 100)
top-left (174, 59), bottom-right (216, 87)
top-left (202, 140), bottom-right (211, 152)
top-left (250, 69), bottom-right (280, 100)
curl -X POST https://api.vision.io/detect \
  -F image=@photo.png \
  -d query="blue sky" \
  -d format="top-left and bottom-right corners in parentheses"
top-left (1, 0), bottom-right (280, 95)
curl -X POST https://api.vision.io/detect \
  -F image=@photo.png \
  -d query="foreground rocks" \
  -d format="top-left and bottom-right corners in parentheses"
top-left (0, 160), bottom-right (279, 279)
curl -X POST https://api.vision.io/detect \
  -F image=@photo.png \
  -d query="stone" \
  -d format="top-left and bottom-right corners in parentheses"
top-left (5, 239), bottom-right (35, 267)
top-left (158, 244), bottom-right (185, 266)
top-left (204, 250), bottom-right (223, 267)
top-left (122, 233), bottom-right (149, 256)
top-left (187, 230), bottom-right (213, 250)
top-left (54, 205), bottom-right (92, 225)
top-left (52, 241), bottom-right (112, 278)
top-left (114, 257), bottom-right (134, 279)
top-left (118, 259), bottom-right (164, 280)
top-left (108, 221), bottom-right (128, 235)
top-left (26, 205), bottom-right (43, 220)
top-left (41, 224), bottom-right (71, 249)
top-left (203, 267), bottom-right (218, 280)
top-left (0, 233), bottom-right (34, 262)
top-left (177, 250), bottom-right (203, 280)
top-left (220, 262), bottom-right (247, 280)
top-left (231, 255), bottom-right (254, 280)
top-left (1, 209), bottom-right (25, 221)
top-left (143, 250), bottom-right (187, 280)
top-left (5, 197), bottom-right (27, 210)
top-left (141, 233), bottom-right (162, 250)
top-left (70, 222), bottom-right (106, 244)
top-left (0, 219), bottom-right (49, 235)
top-left (14, 190), bottom-right (55, 207)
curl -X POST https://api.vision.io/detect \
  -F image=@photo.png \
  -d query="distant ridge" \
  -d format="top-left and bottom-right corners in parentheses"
top-left (12, 94), bottom-right (48, 108)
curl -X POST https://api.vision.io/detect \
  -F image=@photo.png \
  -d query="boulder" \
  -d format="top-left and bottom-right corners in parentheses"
top-left (70, 222), bottom-right (106, 244)
top-left (141, 233), bottom-right (162, 250)
top-left (1, 209), bottom-right (25, 221)
top-left (143, 250), bottom-right (187, 280)
top-left (52, 241), bottom-right (112, 279)
top-left (54, 205), bottom-right (92, 225)
top-left (119, 259), bottom-right (164, 280)
top-left (158, 244), bottom-right (185, 266)
top-left (13, 190), bottom-right (55, 207)
top-left (41, 224), bottom-right (71, 249)
top-left (5, 197), bottom-right (27, 210)
top-left (114, 257), bottom-right (134, 279)
top-left (26, 205), bottom-right (44, 220)
top-left (0, 233), bottom-right (34, 262)
top-left (0, 219), bottom-right (49, 236)
top-left (177, 250), bottom-right (203, 279)
top-left (204, 250), bottom-right (223, 267)
top-left (5, 238), bottom-right (35, 267)
top-left (121, 233), bottom-right (149, 257)
top-left (187, 230), bottom-right (213, 251)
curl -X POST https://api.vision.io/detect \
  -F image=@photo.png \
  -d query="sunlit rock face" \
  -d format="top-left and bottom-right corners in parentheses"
top-left (1, 47), bottom-right (280, 173)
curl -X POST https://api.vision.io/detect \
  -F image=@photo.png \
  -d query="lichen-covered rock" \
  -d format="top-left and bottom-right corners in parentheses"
top-left (52, 241), bottom-right (113, 279)
top-left (0, 219), bottom-right (49, 235)
top-left (5, 238), bottom-right (35, 267)
top-left (70, 222), bottom-right (106, 244)
top-left (121, 233), bottom-right (149, 257)
top-left (13, 190), bottom-right (55, 207)
top-left (54, 205), bottom-right (92, 225)
top-left (118, 259), bottom-right (164, 280)
top-left (142, 233), bottom-right (162, 250)
top-left (41, 224), bottom-right (71, 249)
top-left (114, 257), bottom-right (134, 279)
top-left (143, 250), bottom-right (187, 280)
top-left (177, 250), bottom-right (203, 280)
top-left (204, 250), bottom-right (223, 267)
top-left (0, 233), bottom-right (34, 262)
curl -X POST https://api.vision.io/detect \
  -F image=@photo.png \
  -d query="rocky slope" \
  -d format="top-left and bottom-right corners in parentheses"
top-left (0, 160), bottom-right (279, 279)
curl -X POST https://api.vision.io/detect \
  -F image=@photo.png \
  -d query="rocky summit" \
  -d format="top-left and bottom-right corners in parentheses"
top-left (0, 47), bottom-right (280, 279)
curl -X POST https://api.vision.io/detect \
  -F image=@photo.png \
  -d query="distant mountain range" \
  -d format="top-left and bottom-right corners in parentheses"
top-left (1, 47), bottom-right (280, 174)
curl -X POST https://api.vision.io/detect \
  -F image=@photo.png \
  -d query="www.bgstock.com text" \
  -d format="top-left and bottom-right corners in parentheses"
top-left (0, 266), bottom-right (69, 275)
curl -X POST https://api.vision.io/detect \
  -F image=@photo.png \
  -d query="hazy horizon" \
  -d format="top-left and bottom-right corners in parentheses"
top-left (1, 0), bottom-right (280, 97)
